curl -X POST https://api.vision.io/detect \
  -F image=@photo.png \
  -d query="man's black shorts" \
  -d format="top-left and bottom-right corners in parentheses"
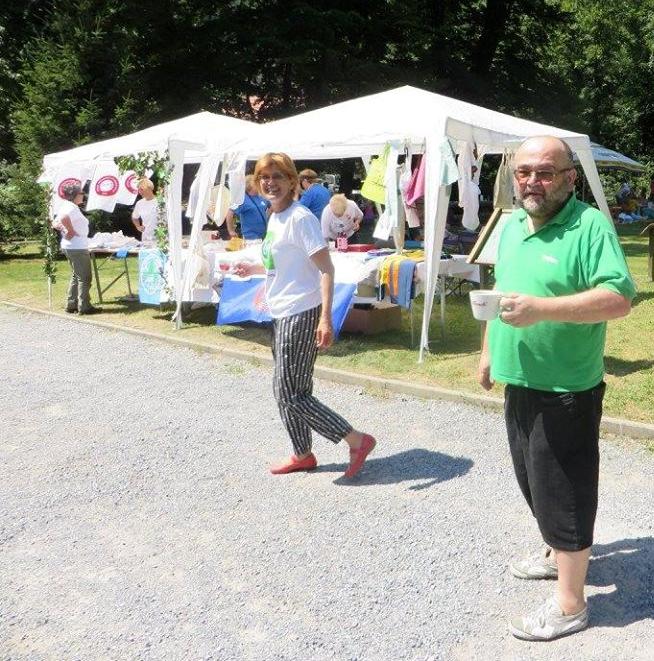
top-left (504, 381), bottom-right (606, 551)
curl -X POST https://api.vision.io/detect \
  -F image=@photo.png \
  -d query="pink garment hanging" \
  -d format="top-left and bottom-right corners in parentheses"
top-left (404, 155), bottom-right (425, 206)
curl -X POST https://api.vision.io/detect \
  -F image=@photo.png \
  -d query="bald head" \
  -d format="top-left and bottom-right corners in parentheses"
top-left (515, 136), bottom-right (575, 169)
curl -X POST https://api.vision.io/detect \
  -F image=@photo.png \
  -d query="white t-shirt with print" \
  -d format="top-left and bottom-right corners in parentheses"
top-left (55, 200), bottom-right (89, 250)
top-left (320, 199), bottom-right (363, 239)
top-left (132, 198), bottom-right (159, 243)
top-left (261, 202), bottom-right (327, 318)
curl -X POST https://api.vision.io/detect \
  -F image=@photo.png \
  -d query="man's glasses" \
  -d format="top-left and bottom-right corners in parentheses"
top-left (257, 173), bottom-right (286, 183)
top-left (513, 167), bottom-right (574, 183)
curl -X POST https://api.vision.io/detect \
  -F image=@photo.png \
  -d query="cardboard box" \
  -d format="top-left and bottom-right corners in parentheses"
top-left (342, 301), bottom-right (402, 335)
top-left (355, 282), bottom-right (377, 298)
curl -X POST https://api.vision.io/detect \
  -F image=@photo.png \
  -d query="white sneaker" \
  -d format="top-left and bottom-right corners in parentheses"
top-left (509, 546), bottom-right (558, 580)
top-left (510, 596), bottom-right (588, 641)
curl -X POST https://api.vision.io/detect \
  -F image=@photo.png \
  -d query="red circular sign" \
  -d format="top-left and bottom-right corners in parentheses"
top-left (95, 175), bottom-right (119, 196)
top-left (125, 173), bottom-right (138, 194)
top-left (57, 177), bottom-right (82, 199)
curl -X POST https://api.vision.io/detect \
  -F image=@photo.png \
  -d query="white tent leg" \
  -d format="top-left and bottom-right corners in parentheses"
top-left (167, 138), bottom-right (204, 330)
top-left (440, 276), bottom-right (446, 338)
top-left (576, 147), bottom-right (611, 219)
top-left (177, 152), bottom-right (223, 307)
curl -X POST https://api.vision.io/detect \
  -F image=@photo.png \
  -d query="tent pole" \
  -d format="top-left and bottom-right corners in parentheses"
top-left (575, 146), bottom-right (611, 219)
top-left (166, 138), bottom-right (204, 330)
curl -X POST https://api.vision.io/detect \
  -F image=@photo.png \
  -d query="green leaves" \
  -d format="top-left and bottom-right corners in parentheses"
top-left (39, 184), bottom-right (57, 283)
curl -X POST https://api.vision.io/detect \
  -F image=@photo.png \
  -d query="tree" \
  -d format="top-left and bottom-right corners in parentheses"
top-left (549, 0), bottom-right (654, 159)
top-left (0, 1), bottom-right (54, 162)
top-left (4, 0), bottom-right (653, 240)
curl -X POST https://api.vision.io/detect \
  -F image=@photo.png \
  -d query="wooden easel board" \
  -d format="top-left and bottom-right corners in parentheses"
top-left (467, 207), bottom-right (514, 266)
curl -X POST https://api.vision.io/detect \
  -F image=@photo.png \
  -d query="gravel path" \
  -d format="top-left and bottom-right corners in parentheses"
top-left (1, 306), bottom-right (652, 661)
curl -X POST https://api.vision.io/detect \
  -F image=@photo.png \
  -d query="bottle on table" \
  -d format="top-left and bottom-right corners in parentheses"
top-left (337, 231), bottom-right (348, 252)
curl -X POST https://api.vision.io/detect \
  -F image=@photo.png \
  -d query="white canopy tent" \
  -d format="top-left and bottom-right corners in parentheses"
top-left (587, 143), bottom-right (645, 172)
top-left (221, 85), bottom-right (610, 361)
top-left (40, 112), bottom-right (261, 324)
top-left (41, 111), bottom-right (257, 175)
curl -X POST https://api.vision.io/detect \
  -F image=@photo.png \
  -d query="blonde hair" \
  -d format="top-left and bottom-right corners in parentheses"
top-left (138, 178), bottom-right (154, 191)
top-left (253, 153), bottom-right (299, 195)
top-left (329, 194), bottom-right (347, 217)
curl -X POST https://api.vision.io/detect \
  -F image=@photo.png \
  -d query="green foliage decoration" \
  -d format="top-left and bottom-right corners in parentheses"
top-left (39, 184), bottom-right (58, 284)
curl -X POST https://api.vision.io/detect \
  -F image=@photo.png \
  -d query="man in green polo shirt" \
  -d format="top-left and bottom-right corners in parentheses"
top-left (478, 136), bottom-right (635, 641)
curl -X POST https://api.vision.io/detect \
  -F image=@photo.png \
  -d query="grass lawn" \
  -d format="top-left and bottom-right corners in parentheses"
top-left (1, 226), bottom-right (653, 424)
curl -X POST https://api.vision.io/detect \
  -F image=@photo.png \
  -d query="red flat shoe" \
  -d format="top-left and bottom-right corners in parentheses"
top-left (269, 453), bottom-right (317, 475)
top-left (344, 434), bottom-right (376, 478)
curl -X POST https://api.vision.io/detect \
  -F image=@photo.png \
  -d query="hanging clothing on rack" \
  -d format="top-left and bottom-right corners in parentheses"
top-left (457, 141), bottom-right (481, 231)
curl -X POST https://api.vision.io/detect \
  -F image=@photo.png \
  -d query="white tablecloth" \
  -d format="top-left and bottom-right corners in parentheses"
top-left (329, 250), bottom-right (479, 288)
top-left (195, 244), bottom-right (480, 307)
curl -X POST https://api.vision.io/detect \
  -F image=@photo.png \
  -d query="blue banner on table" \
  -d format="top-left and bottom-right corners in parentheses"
top-left (217, 277), bottom-right (356, 337)
top-left (138, 249), bottom-right (167, 305)
top-left (330, 282), bottom-right (357, 337)
top-left (217, 277), bottom-right (271, 324)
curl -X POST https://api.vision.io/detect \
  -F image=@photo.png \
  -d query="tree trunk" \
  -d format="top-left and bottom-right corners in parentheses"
top-left (470, 0), bottom-right (515, 78)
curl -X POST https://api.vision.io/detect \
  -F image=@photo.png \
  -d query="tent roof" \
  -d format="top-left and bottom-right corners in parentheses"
top-left (232, 85), bottom-right (592, 159)
top-left (586, 142), bottom-right (645, 172)
top-left (42, 111), bottom-right (259, 174)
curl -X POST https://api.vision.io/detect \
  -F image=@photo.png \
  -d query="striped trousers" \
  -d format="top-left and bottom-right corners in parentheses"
top-left (272, 305), bottom-right (353, 456)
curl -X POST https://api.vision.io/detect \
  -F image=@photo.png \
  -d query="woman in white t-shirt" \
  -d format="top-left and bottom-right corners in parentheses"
top-left (131, 178), bottom-right (159, 244)
top-left (52, 183), bottom-right (101, 314)
top-left (233, 153), bottom-right (376, 477)
top-left (320, 194), bottom-right (363, 240)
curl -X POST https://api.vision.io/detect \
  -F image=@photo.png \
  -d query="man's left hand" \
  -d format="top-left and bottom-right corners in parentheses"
top-left (499, 293), bottom-right (543, 327)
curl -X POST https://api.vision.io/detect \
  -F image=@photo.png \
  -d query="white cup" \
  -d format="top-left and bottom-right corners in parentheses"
top-left (469, 289), bottom-right (504, 321)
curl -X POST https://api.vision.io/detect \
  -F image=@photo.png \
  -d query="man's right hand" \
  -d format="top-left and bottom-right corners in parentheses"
top-left (478, 352), bottom-right (494, 391)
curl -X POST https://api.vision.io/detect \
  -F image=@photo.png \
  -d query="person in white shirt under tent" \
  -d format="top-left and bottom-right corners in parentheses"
top-left (131, 178), bottom-right (159, 245)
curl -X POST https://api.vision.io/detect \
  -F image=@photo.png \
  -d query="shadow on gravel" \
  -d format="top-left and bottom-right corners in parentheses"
top-left (588, 537), bottom-right (654, 628)
top-left (320, 448), bottom-right (473, 489)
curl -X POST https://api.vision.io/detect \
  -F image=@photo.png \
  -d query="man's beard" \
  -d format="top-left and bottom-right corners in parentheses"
top-left (518, 185), bottom-right (571, 220)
